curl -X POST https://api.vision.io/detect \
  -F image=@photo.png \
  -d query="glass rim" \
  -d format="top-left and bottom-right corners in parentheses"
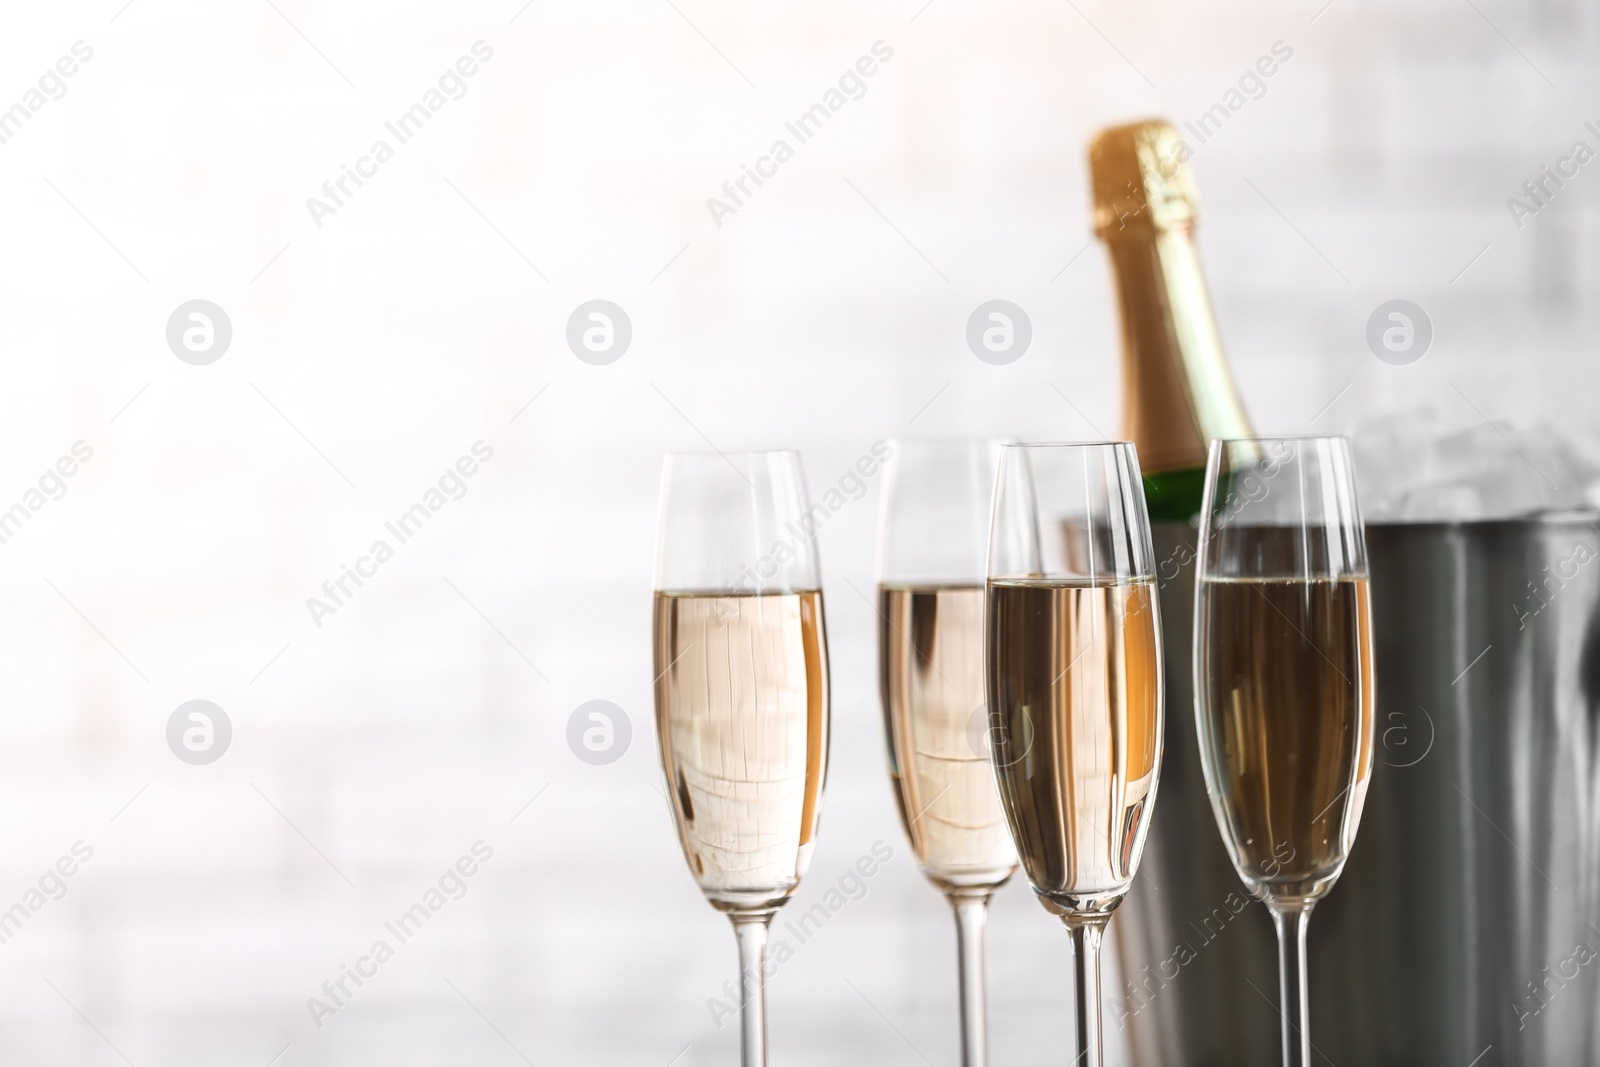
top-left (996, 440), bottom-right (1134, 450)
top-left (1209, 434), bottom-right (1352, 445)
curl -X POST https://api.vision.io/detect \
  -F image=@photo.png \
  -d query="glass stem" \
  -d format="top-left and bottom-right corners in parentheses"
top-left (1269, 903), bottom-right (1314, 1067)
top-left (729, 910), bottom-right (773, 1067)
top-left (948, 889), bottom-right (994, 1067)
top-left (1066, 918), bottom-right (1108, 1067)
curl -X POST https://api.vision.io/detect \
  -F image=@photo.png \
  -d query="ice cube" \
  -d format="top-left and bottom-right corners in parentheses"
top-left (1351, 411), bottom-right (1600, 523)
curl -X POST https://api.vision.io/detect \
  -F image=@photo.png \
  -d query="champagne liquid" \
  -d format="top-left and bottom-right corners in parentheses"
top-left (879, 586), bottom-right (1017, 890)
top-left (986, 579), bottom-right (1163, 914)
top-left (653, 591), bottom-right (829, 911)
top-left (1195, 576), bottom-right (1374, 905)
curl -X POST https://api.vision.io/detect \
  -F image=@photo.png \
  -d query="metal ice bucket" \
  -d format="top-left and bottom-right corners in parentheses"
top-left (1113, 518), bottom-right (1600, 1066)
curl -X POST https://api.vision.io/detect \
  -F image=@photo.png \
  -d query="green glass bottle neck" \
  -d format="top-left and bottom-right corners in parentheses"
top-left (1142, 466), bottom-right (1207, 524)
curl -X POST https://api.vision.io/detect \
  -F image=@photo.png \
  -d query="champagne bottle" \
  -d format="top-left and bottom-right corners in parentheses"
top-left (1090, 120), bottom-right (1253, 522)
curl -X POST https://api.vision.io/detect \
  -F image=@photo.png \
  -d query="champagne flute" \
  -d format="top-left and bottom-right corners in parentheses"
top-left (652, 451), bottom-right (831, 1067)
top-left (876, 439), bottom-right (1017, 1067)
top-left (985, 442), bottom-right (1164, 1067)
top-left (1193, 437), bottom-right (1374, 1067)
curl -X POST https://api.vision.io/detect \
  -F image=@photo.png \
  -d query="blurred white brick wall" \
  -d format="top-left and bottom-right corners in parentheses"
top-left (0, 0), bottom-right (1593, 1063)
